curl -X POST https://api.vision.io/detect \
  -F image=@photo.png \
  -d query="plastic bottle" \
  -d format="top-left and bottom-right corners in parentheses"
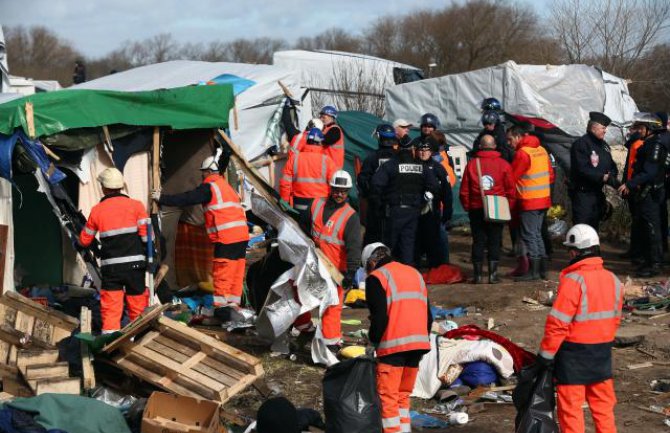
top-left (448, 412), bottom-right (469, 425)
top-left (590, 150), bottom-right (599, 167)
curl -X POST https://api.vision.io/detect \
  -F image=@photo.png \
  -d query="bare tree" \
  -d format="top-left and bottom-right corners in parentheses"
top-left (295, 28), bottom-right (363, 53)
top-left (551, 0), bottom-right (670, 76)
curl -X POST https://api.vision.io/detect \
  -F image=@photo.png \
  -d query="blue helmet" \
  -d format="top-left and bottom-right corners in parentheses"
top-left (319, 105), bottom-right (338, 118)
top-left (375, 124), bottom-right (396, 140)
top-left (419, 113), bottom-right (440, 129)
top-left (481, 110), bottom-right (500, 126)
top-left (307, 128), bottom-right (325, 144)
top-left (481, 97), bottom-right (502, 112)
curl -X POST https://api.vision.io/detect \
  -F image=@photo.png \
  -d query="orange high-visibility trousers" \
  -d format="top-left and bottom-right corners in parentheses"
top-left (126, 290), bottom-right (149, 321)
top-left (557, 379), bottom-right (617, 433)
top-left (376, 362), bottom-right (419, 433)
top-left (321, 285), bottom-right (344, 344)
top-left (212, 258), bottom-right (246, 306)
top-left (101, 289), bottom-right (149, 332)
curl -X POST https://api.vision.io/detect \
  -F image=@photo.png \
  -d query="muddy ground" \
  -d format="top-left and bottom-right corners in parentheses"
top-left (221, 231), bottom-right (670, 432)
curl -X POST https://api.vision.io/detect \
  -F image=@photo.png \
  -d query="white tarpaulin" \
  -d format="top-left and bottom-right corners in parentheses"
top-left (74, 60), bottom-right (309, 161)
top-left (385, 61), bottom-right (638, 147)
top-left (0, 26), bottom-right (9, 93)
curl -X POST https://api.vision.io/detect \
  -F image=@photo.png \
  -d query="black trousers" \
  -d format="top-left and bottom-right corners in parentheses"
top-left (364, 204), bottom-right (386, 246)
top-left (661, 196), bottom-right (669, 253)
top-left (571, 190), bottom-right (604, 231)
top-left (634, 188), bottom-right (664, 266)
top-left (386, 206), bottom-right (420, 266)
top-left (415, 211), bottom-right (446, 268)
top-left (469, 209), bottom-right (504, 263)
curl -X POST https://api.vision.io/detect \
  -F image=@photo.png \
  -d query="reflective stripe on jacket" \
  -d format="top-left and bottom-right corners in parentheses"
top-left (516, 145), bottom-right (551, 207)
top-left (310, 198), bottom-right (355, 272)
top-left (370, 261), bottom-right (430, 357)
top-left (279, 144), bottom-right (336, 202)
top-left (79, 193), bottom-right (149, 268)
top-left (203, 174), bottom-right (249, 244)
top-left (323, 123), bottom-right (345, 169)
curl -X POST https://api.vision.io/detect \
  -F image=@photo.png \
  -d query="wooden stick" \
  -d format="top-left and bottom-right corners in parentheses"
top-left (648, 311), bottom-right (670, 320)
top-left (25, 102), bottom-right (36, 138)
top-left (636, 346), bottom-right (658, 359)
top-left (233, 98), bottom-right (239, 131)
top-left (154, 264), bottom-right (169, 287)
top-left (151, 127), bottom-right (161, 214)
top-left (278, 80), bottom-right (294, 98)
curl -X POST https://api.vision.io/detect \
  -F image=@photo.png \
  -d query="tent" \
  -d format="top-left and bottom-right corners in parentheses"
top-left (0, 84), bottom-right (235, 293)
top-left (273, 50), bottom-right (423, 116)
top-left (0, 25), bottom-right (8, 93)
top-left (74, 60), bottom-right (309, 162)
top-left (385, 60), bottom-right (638, 167)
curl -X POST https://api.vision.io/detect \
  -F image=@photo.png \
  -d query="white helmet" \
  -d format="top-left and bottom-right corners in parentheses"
top-left (97, 167), bottom-right (124, 189)
top-left (200, 156), bottom-right (219, 171)
top-left (362, 242), bottom-right (390, 267)
top-left (307, 118), bottom-right (324, 131)
top-left (563, 224), bottom-right (600, 249)
top-left (330, 170), bottom-right (353, 189)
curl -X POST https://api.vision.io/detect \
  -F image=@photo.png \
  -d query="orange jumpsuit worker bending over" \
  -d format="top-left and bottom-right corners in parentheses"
top-left (364, 242), bottom-right (433, 433)
top-left (538, 224), bottom-right (623, 433)
top-left (152, 155), bottom-right (249, 307)
top-left (79, 168), bottom-right (150, 333)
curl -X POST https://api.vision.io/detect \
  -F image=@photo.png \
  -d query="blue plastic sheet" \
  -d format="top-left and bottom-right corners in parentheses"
top-left (410, 411), bottom-right (450, 429)
top-left (0, 130), bottom-right (65, 184)
top-left (430, 306), bottom-right (467, 319)
top-left (208, 74), bottom-right (256, 95)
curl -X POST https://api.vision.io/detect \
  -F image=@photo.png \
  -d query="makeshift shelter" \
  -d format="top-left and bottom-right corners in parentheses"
top-left (385, 60), bottom-right (639, 168)
top-left (0, 85), bottom-right (235, 293)
top-left (0, 25), bottom-right (8, 93)
top-left (273, 50), bottom-right (423, 116)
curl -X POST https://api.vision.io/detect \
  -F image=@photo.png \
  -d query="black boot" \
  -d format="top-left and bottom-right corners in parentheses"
top-left (488, 261), bottom-right (500, 284)
top-left (472, 262), bottom-right (483, 284)
top-left (539, 257), bottom-right (548, 280)
top-left (515, 258), bottom-right (541, 281)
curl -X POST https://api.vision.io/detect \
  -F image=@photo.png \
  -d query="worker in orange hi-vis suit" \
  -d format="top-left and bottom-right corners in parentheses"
top-left (538, 224), bottom-right (623, 433)
top-left (152, 154), bottom-right (249, 307)
top-left (79, 168), bottom-right (150, 333)
top-left (364, 242), bottom-right (433, 433)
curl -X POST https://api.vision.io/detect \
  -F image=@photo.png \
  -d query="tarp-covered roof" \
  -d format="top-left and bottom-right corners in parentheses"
top-left (0, 84), bottom-right (234, 137)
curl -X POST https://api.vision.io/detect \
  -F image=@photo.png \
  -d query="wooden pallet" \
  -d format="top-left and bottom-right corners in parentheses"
top-left (113, 316), bottom-right (264, 403)
top-left (15, 348), bottom-right (80, 395)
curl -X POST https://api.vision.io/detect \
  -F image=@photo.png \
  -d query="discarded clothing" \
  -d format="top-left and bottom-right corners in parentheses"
top-left (431, 306), bottom-right (467, 318)
top-left (409, 411), bottom-right (450, 429)
top-left (0, 407), bottom-right (48, 433)
top-left (422, 264), bottom-right (465, 285)
top-left (443, 324), bottom-right (536, 372)
top-left (457, 361), bottom-right (498, 387)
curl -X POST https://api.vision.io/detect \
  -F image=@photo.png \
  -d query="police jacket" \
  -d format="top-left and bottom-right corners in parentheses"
top-left (539, 255), bottom-right (622, 384)
top-left (420, 157), bottom-right (453, 222)
top-left (471, 124), bottom-right (514, 162)
top-left (357, 148), bottom-right (396, 198)
top-left (625, 134), bottom-right (667, 190)
top-left (370, 150), bottom-right (439, 209)
top-left (570, 132), bottom-right (619, 192)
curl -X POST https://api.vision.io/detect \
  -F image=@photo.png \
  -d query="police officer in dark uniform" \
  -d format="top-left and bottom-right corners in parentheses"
top-left (410, 113), bottom-right (440, 148)
top-left (358, 124), bottom-right (398, 245)
top-left (655, 112), bottom-right (670, 254)
top-left (570, 112), bottom-right (620, 231)
top-left (471, 110), bottom-right (514, 162)
top-left (370, 138), bottom-right (439, 266)
top-left (415, 140), bottom-right (453, 268)
top-left (618, 113), bottom-right (667, 277)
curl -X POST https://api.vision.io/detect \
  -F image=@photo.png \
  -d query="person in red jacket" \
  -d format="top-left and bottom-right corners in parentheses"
top-left (459, 135), bottom-right (516, 283)
top-left (79, 168), bottom-right (150, 333)
top-left (512, 134), bottom-right (554, 281)
top-left (539, 224), bottom-right (622, 433)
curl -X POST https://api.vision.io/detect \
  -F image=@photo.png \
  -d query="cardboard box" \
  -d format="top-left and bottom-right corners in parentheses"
top-left (142, 392), bottom-right (223, 433)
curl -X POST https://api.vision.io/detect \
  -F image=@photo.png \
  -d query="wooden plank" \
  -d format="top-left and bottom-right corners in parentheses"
top-left (25, 102), bottom-right (35, 138)
top-left (24, 362), bottom-right (69, 381)
top-left (102, 304), bottom-right (168, 353)
top-left (2, 376), bottom-right (33, 397)
top-left (80, 307), bottom-right (96, 390)
top-left (157, 317), bottom-right (261, 374)
top-left (0, 364), bottom-right (18, 378)
top-left (0, 291), bottom-right (79, 331)
top-left (0, 225), bottom-right (7, 294)
top-left (34, 377), bottom-right (80, 395)
top-left (16, 349), bottom-right (60, 374)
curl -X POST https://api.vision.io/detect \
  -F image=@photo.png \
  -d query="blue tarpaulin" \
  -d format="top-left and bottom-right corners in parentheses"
top-left (0, 130), bottom-right (65, 184)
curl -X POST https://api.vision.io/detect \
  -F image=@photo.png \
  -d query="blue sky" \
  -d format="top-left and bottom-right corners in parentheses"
top-left (1, 0), bottom-right (547, 57)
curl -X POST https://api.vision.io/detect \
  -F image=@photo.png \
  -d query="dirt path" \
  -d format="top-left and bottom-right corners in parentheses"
top-left (225, 232), bottom-right (670, 432)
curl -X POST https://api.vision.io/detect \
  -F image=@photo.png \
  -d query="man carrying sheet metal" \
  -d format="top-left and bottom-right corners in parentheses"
top-left (363, 242), bottom-right (432, 433)
top-left (538, 224), bottom-right (622, 433)
top-left (300, 170), bottom-right (362, 353)
top-left (79, 168), bottom-right (150, 333)
top-left (151, 154), bottom-right (249, 307)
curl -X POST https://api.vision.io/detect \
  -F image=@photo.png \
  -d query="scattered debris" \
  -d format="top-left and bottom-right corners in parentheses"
top-left (627, 361), bottom-right (654, 370)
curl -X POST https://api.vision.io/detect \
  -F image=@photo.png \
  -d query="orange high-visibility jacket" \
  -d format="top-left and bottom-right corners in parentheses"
top-left (540, 256), bottom-right (623, 383)
top-left (310, 198), bottom-right (356, 272)
top-left (79, 193), bottom-right (149, 268)
top-left (279, 144), bottom-right (337, 203)
top-left (370, 261), bottom-right (431, 357)
top-left (323, 123), bottom-right (345, 169)
top-left (203, 174), bottom-right (249, 244)
top-left (439, 150), bottom-right (457, 187)
top-left (289, 131), bottom-right (308, 154)
top-left (515, 142), bottom-right (552, 210)
top-left (625, 139), bottom-right (644, 181)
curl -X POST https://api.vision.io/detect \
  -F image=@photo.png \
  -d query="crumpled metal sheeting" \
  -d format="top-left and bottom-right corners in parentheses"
top-left (252, 193), bottom-right (339, 365)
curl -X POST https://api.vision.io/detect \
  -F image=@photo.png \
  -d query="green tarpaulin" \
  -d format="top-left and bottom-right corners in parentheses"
top-left (338, 111), bottom-right (468, 224)
top-left (0, 85), bottom-right (235, 137)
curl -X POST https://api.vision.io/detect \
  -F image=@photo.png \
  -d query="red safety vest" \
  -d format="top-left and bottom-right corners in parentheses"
top-left (323, 123), bottom-right (345, 169)
top-left (202, 174), bottom-right (249, 244)
top-left (370, 261), bottom-right (430, 357)
top-left (310, 198), bottom-right (355, 272)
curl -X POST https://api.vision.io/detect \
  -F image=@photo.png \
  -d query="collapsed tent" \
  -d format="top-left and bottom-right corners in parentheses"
top-left (74, 60), bottom-right (309, 162)
top-left (385, 61), bottom-right (638, 167)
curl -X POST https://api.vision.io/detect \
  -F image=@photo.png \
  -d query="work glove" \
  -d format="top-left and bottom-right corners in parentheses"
top-left (150, 189), bottom-right (161, 202)
top-left (278, 198), bottom-right (299, 215)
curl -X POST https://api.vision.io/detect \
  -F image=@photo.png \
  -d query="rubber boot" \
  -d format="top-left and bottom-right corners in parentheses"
top-left (488, 261), bottom-right (500, 284)
top-left (471, 262), bottom-right (483, 284)
top-left (508, 255), bottom-right (529, 277)
top-left (539, 257), bottom-right (549, 280)
top-left (515, 258), bottom-right (541, 281)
